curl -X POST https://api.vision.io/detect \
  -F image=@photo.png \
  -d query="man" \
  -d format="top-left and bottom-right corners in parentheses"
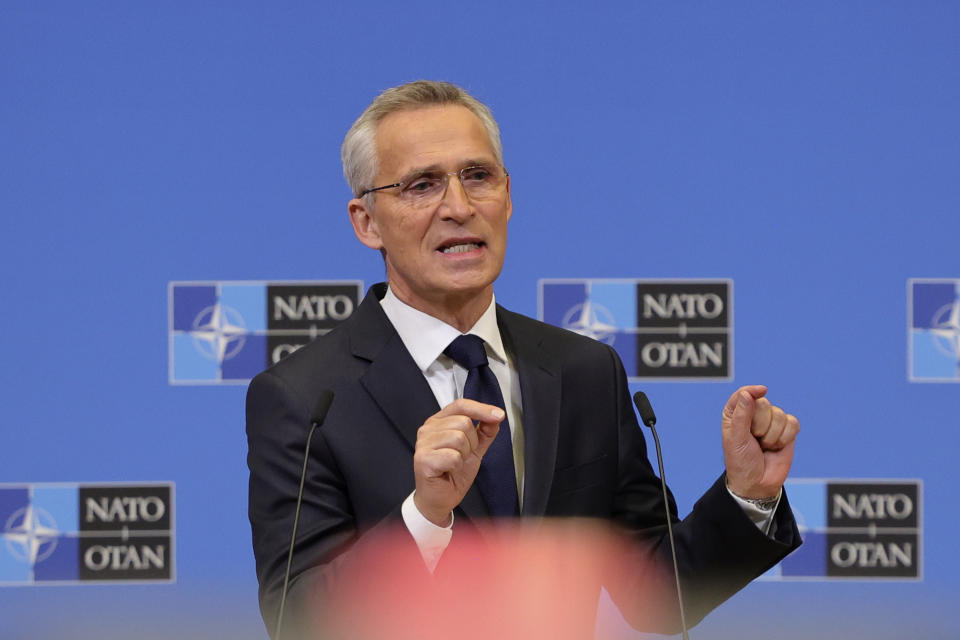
top-left (247, 81), bottom-right (801, 638)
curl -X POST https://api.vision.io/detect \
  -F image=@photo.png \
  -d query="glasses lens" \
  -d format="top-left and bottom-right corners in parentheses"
top-left (460, 165), bottom-right (504, 199)
top-left (399, 172), bottom-right (445, 205)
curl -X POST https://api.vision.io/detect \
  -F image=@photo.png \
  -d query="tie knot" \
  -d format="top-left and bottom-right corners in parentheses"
top-left (443, 334), bottom-right (488, 370)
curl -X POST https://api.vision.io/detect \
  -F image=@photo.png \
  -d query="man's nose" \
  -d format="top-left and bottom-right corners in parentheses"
top-left (438, 174), bottom-right (474, 220)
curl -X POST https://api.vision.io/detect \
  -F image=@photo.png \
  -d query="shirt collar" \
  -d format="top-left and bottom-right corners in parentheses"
top-left (380, 286), bottom-right (507, 372)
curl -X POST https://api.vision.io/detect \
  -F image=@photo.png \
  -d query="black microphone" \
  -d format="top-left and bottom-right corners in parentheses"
top-left (275, 389), bottom-right (335, 640)
top-left (633, 390), bottom-right (657, 428)
top-left (632, 391), bottom-right (690, 640)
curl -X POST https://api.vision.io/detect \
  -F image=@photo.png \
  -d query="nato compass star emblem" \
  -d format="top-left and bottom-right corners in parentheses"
top-left (189, 303), bottom-right (247, 363)
top-left (930, 299), bottom-right (960, 361)
top-left (3, 504), bottom-right (60, 565)
top-left (561, 301), bottom-right (617, 345)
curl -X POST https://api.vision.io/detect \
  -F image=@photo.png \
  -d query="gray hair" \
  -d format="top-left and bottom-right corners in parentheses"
top-left (341, 80), bottom-right (504, 198)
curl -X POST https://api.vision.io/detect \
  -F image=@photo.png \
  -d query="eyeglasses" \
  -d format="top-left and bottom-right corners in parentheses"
top-left (359, 164), bottom-right (509, 208)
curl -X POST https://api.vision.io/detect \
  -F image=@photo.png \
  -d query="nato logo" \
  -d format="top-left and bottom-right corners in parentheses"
top-left (169, 280), bottom-right (363, 385)
top-left (908, 279), bottom-right (960, 382)
top-left (764, 479), bottom-right (921, 581)
top-left (1, 483), bottom-right (175, 585)
top-left (539, 279), bottom-right (733, 380)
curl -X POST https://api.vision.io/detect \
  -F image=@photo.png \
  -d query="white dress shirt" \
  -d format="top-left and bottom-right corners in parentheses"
top-left (381, 287), bottom-right (776, 571)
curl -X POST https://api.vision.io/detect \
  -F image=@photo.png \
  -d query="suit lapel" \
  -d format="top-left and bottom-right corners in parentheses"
top-left (360, 333), bottom-right (440, 449)
top-left (351, 284), bottom-right (490, 521)
top-left (497, 307), bottom-right (562, 517)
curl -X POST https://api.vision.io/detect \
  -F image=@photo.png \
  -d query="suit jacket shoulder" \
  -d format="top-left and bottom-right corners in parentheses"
top-left (249, 282), bottom-right (395, 413)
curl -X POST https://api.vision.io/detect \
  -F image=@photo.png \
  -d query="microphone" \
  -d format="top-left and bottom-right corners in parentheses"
top-left (632, 391), bottom-right (690, 640)
top-left (275, 389), bottom-right (335, 640)
top-left (633, 390), bottom-right (657, 428)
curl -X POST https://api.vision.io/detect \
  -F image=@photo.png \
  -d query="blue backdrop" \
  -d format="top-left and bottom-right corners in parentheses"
top-left (2, 2), bottom-right (958, 638)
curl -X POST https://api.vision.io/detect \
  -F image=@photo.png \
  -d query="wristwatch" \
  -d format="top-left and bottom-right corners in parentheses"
top-left (738, 495), bottom-right (779, 511)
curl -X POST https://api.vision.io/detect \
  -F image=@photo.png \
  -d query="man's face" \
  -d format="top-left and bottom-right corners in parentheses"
top-left (348, 105), bottom-right (512, 314)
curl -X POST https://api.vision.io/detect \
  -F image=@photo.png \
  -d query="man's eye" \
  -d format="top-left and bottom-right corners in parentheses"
top-left (404, 176), bottom-right (440, 193)
top-left (462, 167), bottom-right (492, 182)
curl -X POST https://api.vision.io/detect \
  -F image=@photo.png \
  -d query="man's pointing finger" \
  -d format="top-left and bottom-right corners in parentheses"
top-left (434, 398), bottom-right (505, 424)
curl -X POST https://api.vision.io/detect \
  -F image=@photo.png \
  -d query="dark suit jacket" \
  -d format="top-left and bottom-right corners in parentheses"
top-left (246, 283), bottom-right (800, 638)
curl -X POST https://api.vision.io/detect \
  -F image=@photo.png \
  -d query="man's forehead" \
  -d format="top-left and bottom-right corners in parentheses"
top-left (374, 105), bottom-right (496, 174)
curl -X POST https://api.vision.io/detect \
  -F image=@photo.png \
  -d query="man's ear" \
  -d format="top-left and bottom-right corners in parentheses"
top-left (348, 197), bottom-right (384, 250)
top-left (504, 174), bottom-right (512, 222)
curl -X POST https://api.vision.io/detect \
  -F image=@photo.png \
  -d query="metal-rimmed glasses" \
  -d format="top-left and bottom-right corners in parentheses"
top-left (359, 164), bottom-right (509, 208)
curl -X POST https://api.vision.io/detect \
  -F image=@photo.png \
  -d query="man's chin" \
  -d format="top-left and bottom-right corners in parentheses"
top-left (419, 269), bottom-right (500, 295)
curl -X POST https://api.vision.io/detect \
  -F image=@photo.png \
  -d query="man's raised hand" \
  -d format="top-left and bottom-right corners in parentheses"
top-left (413, 399), bottom-right (504, 526)
top-left (721, 385), bottom-right (799, 500)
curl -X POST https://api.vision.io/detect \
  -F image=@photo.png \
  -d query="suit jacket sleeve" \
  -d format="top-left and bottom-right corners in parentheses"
top-left (602, 342), bottom-right (801, 633)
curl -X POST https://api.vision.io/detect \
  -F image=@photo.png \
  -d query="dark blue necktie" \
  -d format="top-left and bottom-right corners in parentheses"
top-left (443, 334), bottom-right (520, 517)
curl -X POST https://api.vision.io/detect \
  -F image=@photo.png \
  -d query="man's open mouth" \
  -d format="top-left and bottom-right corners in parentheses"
top-left (439, 241), bottom-right (483, 254)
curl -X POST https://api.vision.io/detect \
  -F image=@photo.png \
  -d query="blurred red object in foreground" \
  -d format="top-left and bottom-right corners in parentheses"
top-left (306, 518), bottom-right (669, 640)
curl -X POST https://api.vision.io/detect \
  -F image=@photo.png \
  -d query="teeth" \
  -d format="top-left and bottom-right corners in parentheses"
top-left (441, 243), bottom-right (480, 254)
